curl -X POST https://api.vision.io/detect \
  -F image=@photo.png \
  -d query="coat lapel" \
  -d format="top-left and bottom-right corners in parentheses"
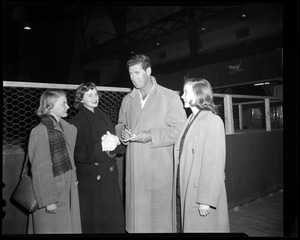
top-left (175, 111), bottom-right (211, 163)
top-left (174, 114), bottom-right (192, 163)
top-left (129, 89), bottom-right (142, 118)
top-left (129, 80), bottom-right (158, 134)
top-left (182, 111), bottom-right (210, 145)
top-left (95, 107), bottom-right (109, 130)
top-left (53, 118), bottom-right (76, 161)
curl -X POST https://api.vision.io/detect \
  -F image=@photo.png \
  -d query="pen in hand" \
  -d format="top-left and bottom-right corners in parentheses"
top-left (122, 124), bottom-right (133, 142)
top-left (124, 124), bottom-right (132, 135)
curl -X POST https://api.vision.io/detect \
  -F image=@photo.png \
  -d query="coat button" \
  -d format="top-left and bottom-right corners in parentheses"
top-left (75, 180), bottom-right (78, 185)
top-left (96, 175), bottom-right (101, 180)
top-left (110, 166), bottom-right (114, 172)
top-left (95, 162), bottom-right (99, 166)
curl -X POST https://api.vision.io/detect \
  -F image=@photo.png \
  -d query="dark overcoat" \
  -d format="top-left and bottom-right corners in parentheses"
top-left (69, 106), bottom-right (125, 233)
top-left (27, 117), bottom-right (81, 234)
top-left (173, 110), bottom-right (230, 232)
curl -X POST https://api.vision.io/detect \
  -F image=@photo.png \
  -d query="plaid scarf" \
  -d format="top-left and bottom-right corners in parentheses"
top-left (40, 116), bottom-right (72, 177)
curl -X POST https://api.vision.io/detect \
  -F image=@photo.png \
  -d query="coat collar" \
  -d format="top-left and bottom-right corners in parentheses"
top-left (189, 109), bottom-right (211, 121)
top-left (47, 115), bottom-right (66, 133)
top-left (175, 110), bottom-right (212, 150)
top-left (78, 105), bottom-right (110, 129)
top-left (43, 116), bottom-right (76, 151)
top-left (128, 76), bottom-right (159, 120)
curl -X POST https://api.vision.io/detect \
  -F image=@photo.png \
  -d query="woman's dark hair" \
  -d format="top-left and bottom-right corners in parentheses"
top-left (184, 77), bottom-right (218, 114)
top-left (127, 54), bottom-right (151, 70)
top-left (74, 82), bottom-right (98, 109)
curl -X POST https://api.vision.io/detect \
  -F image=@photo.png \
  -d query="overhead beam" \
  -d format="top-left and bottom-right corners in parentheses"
top-left (154, 32), bottom-right (282, 75)
top-left (80, 5), bottom-right (243, 65)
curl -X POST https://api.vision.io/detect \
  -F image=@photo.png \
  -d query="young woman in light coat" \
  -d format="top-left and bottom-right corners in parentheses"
top-left (174, 78), bottom-right (230, 233)
top-left (27, 90), bottom-right (81, 234)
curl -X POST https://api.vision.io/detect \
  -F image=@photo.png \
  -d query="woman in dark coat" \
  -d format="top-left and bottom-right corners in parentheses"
top-left (69, 82), bottom-right (125, 233)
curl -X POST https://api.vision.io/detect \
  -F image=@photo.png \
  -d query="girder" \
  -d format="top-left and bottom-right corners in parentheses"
top-left (81, 5), bottom-right (243, 65)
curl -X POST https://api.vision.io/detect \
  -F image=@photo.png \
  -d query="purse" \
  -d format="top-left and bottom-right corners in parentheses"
top-left (10, 154), bottom-right (38, 213)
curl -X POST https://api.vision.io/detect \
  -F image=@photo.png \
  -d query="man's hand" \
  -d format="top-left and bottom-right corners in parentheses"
top-left (131, 131), bottom-right (151, 143)
top-left (121, 127), bottom-right (133, 144)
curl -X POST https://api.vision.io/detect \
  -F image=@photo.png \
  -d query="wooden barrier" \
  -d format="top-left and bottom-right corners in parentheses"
top-left (2, 130), bottom-right (283, 234)
top-left (225, 130), bottom-right (283, 209)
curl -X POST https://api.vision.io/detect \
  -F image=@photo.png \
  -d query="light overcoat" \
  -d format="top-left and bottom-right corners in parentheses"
top-left (27, 118), bottom-right (81, 234)
top-left (116, 78), bottom-right (187, 233)
top-left (173, 110), bottom-right (230, 232)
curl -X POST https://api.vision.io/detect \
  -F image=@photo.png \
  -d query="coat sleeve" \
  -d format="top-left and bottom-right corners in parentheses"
top-left (105, 113), bottom-right (126, 156)
top-left (115, 96), bottom-right (129, 140)
top-left (70, 118), bottom-right (93, 163)
top-left (196, 116), bottom-right (226, 208)
top-left (28, 126), bottom-right (59, 208)
top-left (150, 92), bottom-right (187, 148)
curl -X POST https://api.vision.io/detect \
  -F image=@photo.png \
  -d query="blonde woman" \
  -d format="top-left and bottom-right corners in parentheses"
top-left (174, 78), bottom-right (230, 232)
top-left (27, 89), bottom-right (81, 233)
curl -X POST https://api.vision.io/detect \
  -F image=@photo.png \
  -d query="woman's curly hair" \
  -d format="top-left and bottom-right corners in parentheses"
top-left (73, 82), bottom-right (99, 109)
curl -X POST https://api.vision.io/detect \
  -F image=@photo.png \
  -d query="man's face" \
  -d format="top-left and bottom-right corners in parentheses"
top-left (128, 63), bottom-right (151, 90)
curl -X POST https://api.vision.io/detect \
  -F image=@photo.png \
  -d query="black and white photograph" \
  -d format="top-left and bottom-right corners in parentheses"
top-left (2, 1), bottom-right (298, 237)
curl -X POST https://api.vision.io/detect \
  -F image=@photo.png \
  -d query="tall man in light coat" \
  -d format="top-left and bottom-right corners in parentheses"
top-left (115, 54), bottom-right (187, 233)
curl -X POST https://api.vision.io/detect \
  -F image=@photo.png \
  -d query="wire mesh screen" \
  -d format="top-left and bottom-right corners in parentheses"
top-left (270, 100), bottom-right (283, 129)
top-left (213, 94), bottom-right (283, 134)
top-left (3, 82), bottom-right (283, 153)
top-left (3, 85), bottom-right (130, 153)
top-left (232, 96), bottom-right (283, 132)
top-left (233, 97), bottom-right (266, 131)
top-left (213, 95), bottom-right (225, 124)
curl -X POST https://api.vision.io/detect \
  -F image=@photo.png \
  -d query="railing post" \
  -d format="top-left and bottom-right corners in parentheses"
top-left (265, 98), bottom-right (271, 131)
top-left (238, 104), bottom-right (243, 130)
top-left (224, 95), bottom-right (234, 134)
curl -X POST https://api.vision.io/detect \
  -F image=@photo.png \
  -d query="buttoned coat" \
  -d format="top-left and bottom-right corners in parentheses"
top-left (27, 118), bottom-right (81, 234)
top-left (69, 106), bottom-right (125, 233)
top-left (115, 78), bottom-right (187, 233)
top-left (173, 110), bottom-right (230, 232)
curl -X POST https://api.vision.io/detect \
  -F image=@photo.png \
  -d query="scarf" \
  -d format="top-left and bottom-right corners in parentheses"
top-left (40, 116), bottom-right (72, 177)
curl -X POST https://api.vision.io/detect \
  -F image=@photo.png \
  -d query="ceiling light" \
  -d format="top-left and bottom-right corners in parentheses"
top-left (254, 82), bottom-right (270, 86)
top-left (156, 42), bottom-right (160, 46)
top-left (241, 14), bottom-right (246, 18)
top-left (24, 26), bottom-right (31, 30)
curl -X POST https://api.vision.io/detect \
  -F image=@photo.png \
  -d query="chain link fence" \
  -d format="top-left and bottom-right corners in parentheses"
top-left (3, 82), bottom-right (131, 154)
top-left (214, 93), bottom-right (283, 134)
top-left (3, 81), bottom-right (283, 154)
